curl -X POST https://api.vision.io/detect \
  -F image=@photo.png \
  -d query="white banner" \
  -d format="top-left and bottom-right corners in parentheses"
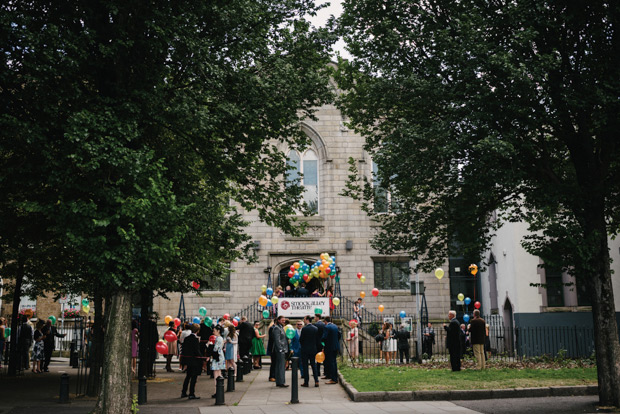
top-left (276, 297), bottom-right (330, 318)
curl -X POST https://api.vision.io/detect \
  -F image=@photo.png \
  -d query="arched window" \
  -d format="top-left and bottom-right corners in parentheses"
top-left (287, 149), bottom-right (319, 214)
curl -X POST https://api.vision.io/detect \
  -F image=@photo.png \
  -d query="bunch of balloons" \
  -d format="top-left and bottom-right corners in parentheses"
top-left (82, 298), bottom-right (90, 314)
top-left (357, 272), bottom-right (366, 283)
top-left (286, 253), bottom-right (338, 288)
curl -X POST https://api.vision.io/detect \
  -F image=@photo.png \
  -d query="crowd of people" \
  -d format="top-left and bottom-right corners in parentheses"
top-left (444, 309), bottom-right (490, 371)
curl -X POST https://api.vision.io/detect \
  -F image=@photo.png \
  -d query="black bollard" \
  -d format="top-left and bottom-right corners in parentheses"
top-left (245, 356), bottom-right (252, 374)
top-left (138, 376), bottom-right (147, 405)
top-left (290, 357), bottom-right (299, 404)
top-left (227, 367), bottom-right (235, 392)
top-left (236, 359), bottom-right (244, 382)
top-left (59, 373), bottom-right (70, 403)
top-left (215, 376), bottom-right (225, 405)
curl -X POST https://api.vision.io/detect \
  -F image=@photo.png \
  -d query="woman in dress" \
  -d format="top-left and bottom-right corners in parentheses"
top-left (326, 286), bottom-right (335, 311)
top-left (251, 321), bottom-right (266, 369)
top-left (275, 286), bottom-right (284, 298)
top-left (32, 320), bottom-right (46, 373)
top-left (382, 322), bottom-right (395, 365)
top-left (224, 325), bottom-right (238, 375)
top-left (164, 321), bottom-right (178, 372)
top-left (131, 320), bottom-right (139, 376)
top-left (347, 320), bottom-right (359, 361)
top-left (210, 325), bottom-right (226, 398)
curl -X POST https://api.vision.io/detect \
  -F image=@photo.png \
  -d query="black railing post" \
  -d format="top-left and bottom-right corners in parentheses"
top-left (236, 359), bottom-right (244, 382)
top-left (215, 376), bottom-right (225, 405)
top-left (227, 367), bottom-right (235, 392)
top-left (59, 373), bottom-right (70, 403)
top-left (138, 376), bottom-right (147, 405)
top-left (290, 357), bottom-right (299, 404)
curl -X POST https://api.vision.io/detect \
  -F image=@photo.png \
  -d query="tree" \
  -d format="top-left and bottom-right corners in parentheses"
top-left (336, 0), bottom-right (620, 406)
top-left (2, 1), bottom-right (334, 412)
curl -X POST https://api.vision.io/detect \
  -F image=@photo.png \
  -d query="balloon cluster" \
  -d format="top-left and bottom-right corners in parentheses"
top-left (287, 253), bottom-right (337, 288)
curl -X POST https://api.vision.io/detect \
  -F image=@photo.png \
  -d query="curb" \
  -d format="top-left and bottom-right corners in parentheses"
top-left (337, 373), bottom-right (597, 402)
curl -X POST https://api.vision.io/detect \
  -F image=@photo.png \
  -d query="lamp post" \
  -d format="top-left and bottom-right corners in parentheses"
top-left (414, 260), bottom-right (422, 362)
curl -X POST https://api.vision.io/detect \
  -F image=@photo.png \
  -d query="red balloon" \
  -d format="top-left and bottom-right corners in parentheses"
top-left (223, 313), bottom-right (230, 320)
top-left (164, 330), bottom-right (177, 342)
top-left (349, 319), bottom-right (358, 327)
top-left (290, 265), bottom-right (295, 271)
top-left (208, 335), bottom-right (216, 344)
top-left (303, 274), bottom-right (309, 282)
top-left (156, 341), bottom-right (168, 355)
top-left (288, 271), bottom-right (294, 278)
top-left (173, 318), bottom-right (181, 328)
top-left (232, 319), bottom-right (238, 327)
top-left (372, 288), bottom-right (380, 297)
top-left (192, 281), bottom-right (200, 289)
top-left (357, 272), bottom-right (363, 279)
top-left (474, 301), bottom-right (481, 309)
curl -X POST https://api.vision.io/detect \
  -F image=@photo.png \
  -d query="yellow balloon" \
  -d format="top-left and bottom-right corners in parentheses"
top-left (165, 315), bottom-right (173, 325)
top-left (434, 268), bottom-right (444, 280)
top-left (315, 351), bottom-right (325, 363)
top-left (332, 297), bottom-right (340, 306)
top-left (378, 304), bottom-right (384, 313)
top-left (294, 262), bottom-right (300, 270)
top-left (271, 296), bottom-right (279, 304)
top-left (360, 275), bottom-right (366, 283)
top-left (258, 295), bottom-right (268, 306)
top-left (82, 305), bottom-right (90, 314)
top-left (457, 293), bottom-right (465, 301)
top-left (261, 284), bottom-right (267, 292)
top-left (360, 291), bottom-right (366, 298)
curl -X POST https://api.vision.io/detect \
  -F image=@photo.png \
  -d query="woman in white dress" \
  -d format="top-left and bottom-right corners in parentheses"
top-left (382, 322), bottom-right (397, 364)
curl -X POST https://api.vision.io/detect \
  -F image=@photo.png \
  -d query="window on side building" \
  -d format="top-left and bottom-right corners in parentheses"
top-left (373, 259), bottom-right (411, 290)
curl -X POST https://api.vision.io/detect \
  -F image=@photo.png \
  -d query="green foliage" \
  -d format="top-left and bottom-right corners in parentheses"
top-left (131, 394), bottom-right (139, 414)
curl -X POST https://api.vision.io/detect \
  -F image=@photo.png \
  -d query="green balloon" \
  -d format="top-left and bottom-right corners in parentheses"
top-left (314, 307), bottom-right (322, 315)
top-left (49, 315), bottom-right (57, 325)
top-left (204, 317), bottom-right (213, 327)
top-left (199, 307), bottom-right (207, 317)
top-left (286, 328), bottom-right (296, 339)
top-left (262, 310), bottom-right (270, 318)
top-left (82, 298), bottom-right (89, 307)
top-left (4, 327), bottom-right (11, 338)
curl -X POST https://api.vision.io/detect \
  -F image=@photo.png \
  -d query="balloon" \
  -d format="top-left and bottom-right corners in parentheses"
top-left (464, 297), bottom-right (471, 305)
top-left (223, 313), bottom-right (230, 320)
top-left (234, 316), bottom-right (240, 322)
top-left (208, 335), bottom-right (216, 344)
top-left (262, 310), bottom-right (270, 318)
top-left (457, 293), bottom-right (465, 301)
top-left (474, 301), bottom-right (481, 309)
top-left (271, 296), bottom-right (279, 304)
top-left (174, 318), bottom-right (181, 328)
top-left (469, 264), bottom-right (478, 275)
top-left (357, 272), bottom-right (362, 279)
top-left (267, 300), bottom-right (273, 307)
top-left (266, 288), bottom-right (273, 297)
top-left (288, 271), bottom-right (294, 278)
top-left (360, 275), bottom-right (366, 283)
top-left (258, 295), bottom-right (268, 307)
top-left (82, 298), bottom-right (89, 307)
top-left (261, 285), bottom-right (267, 292)
top-left (294, 262), bottom-right (300, 270)
top-left (4, 327), bottom-right (10, 338)
top-left (192, 281), bottom-right (200, 290)
top-left (82, 305), bottom-right (90, 314)
top-left (314, 307), bottom-right (322, 315)
top-left (193, 317), bottom-right (201, 324)
top-left (332, 297), bottom-right (340, 306)
top-left (315, 352), bottom-right (325, 363)
top-left (434, 268), bottom-right (445, 280)
top-left (399, 311), bottom-right (406, 318)
top-left (156, 341), bottom-right (168, 355)
top-left (360, 291), bottom-right (366, 299)
top-left (232, 319), bottom-right (238, 327)
top-left (372, 288), bottom-right (379, 297)
top-left (286, 328), bottom-right (296, 339)
top-left (48, 316), bottom-right (57, 326)
top-left (205, 317), bottom-right (213, 327)
top-left (463, 314), bottom-right (470, 323)
top-left (349, 320), bottom-right (358, 327)
top-left (199, 307), bottom-right (207, 317)
top-left (164, 330), bottom-right (177, 342)
top-left (165, 315), bottom-right (173, 325)
top-left (378, 304), bottom-right (384, 312)
top-left (290, 265), bottom-right (295, 271)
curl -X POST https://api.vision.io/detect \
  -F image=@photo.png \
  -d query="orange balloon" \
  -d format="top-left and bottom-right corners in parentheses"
top-left (258, 295), bottom-right (268, 307)
top-left (315, 351), bottom-right (325, 363)
top-left (378, 304), bottom-right (384, 313)
top-left (360, 291), bottom-right (366, 298)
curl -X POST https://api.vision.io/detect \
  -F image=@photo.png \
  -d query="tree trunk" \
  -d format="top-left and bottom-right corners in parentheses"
top-left (87, 289), bottom-right (104, 396)
top-left (94, 289), bottom-right (132, 414)
top-left (588, 215), bottom-right (620, 407)
top-left (7, 257), bottom-right (24, 376)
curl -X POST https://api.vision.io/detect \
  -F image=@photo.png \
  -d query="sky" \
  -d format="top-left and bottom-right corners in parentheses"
top-left (306, 1), bottom-right (350, 60)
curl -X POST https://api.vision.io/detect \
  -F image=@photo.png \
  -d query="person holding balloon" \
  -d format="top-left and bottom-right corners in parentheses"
top-left (210, 325), bottom-right (226, 397)
top-left (164, 321), bottom-right (179, 372)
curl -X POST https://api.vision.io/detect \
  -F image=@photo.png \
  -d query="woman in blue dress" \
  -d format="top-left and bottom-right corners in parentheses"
top-left (210, 325), bottom-right (226, 398)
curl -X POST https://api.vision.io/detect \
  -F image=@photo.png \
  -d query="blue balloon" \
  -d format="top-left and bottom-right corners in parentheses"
top-left (464, 297), bottom-right (471, 305)
top-left (399, 311), bottom-right (406, 318)
top-left (463, 314), bottom-right (470, 323)
top-left (193, 317), bottom-right (201, 324)
top-left (267, 300), bottom-right (273, 307)
top-left (266, 287), bottom-right (273, 297)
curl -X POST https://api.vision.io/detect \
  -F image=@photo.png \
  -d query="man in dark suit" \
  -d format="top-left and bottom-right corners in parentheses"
top-left (267, 321), bottom-right (276, 382)
top-left (180, 324), bottom-right (203, 399)
top-left (313, 314), bottom-right (326, 377)
top-left (41, 319), bottom-right (65, 372)
top-left (299, 315), bottom-right (319, 387)
top-left (395, 324), bottom-right (410, 364)
top-left (272, 316), bottom-right (289, 387)
top-left (198, 320), bottom-right (213, 374)
top-left (321, 316), bottom-right (340, 384)
top-left (297, 283), bottom-right (309, 297)
top-left (237, 316), bottom-right (254, 361)
top-left (443, 310), bottom-right (462, 371)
